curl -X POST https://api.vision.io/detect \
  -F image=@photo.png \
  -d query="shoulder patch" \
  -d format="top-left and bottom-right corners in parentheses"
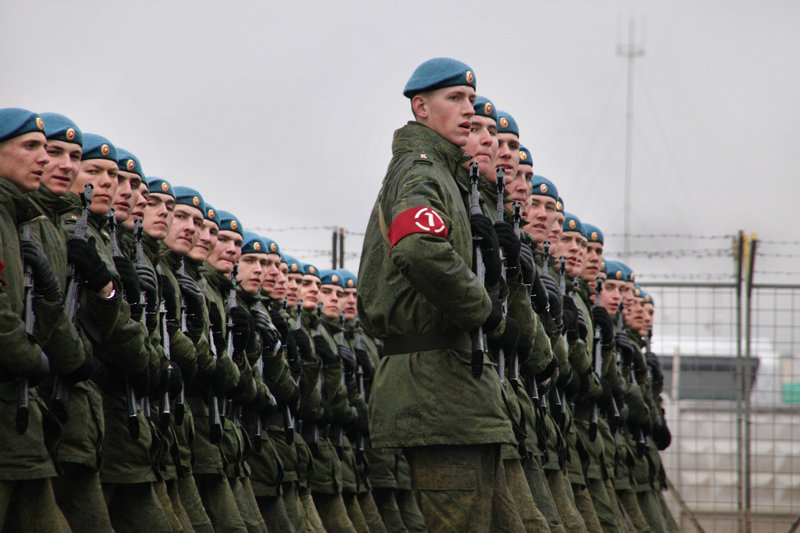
top-left (387, 206), bottom-right (449, 251)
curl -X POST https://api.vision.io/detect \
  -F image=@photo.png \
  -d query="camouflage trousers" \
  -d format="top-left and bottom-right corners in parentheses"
top-left (407, 444), bottom-right (525, 533)
top-left (0, 478), bottom-right (70, 532)
top-left (313, 491), bottom-right (358, 533)
top-left (195, 473), bottom-right (248, 532)
top-left (52, 463), bottom-right (114, 532)
top-left (545, 469), bottom-right (585, 533)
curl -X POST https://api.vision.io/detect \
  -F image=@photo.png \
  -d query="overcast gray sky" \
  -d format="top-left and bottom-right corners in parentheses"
top-left (3, 0), bottom-right (798, 279)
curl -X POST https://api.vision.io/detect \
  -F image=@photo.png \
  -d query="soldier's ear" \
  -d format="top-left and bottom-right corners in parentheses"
top-left (411, 94), bottom-right (429, 120)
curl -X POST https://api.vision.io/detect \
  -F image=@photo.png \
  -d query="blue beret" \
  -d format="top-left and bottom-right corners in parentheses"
top-left (582, 223), bottom-right (604, 244)
top-left (337, 269), bottom-right (357, 289)
top-left (319, 269), bottom-right (345, 288)
top-left (403, 58), bottom-right (476, 98)
top-left (241, 232), bottom-right (267, 255)
top-left (283, 254), bottom-right (302, 273)
top-left (116, 148), bottom-right (144, 178)
top-left (519, 145), bottom-right (532, 167)
top-left (642, 292), bottom-right (655, 306)
top-left (81, 133), bottom-right (117, 162)
top-left (556, 197), bottom-right (564, 212)
top-left (496, 111), bottom-right (519, 137)
top-left (0, 108), bottom-right (45, 143)
top-left (173, 186), bottom-right (205, 214)
top-left (204, 202), bottom-right (219, 227)
top-left (40, 112), bottom-right (82, 146)
top-left (633, 284), bottom-right (644, 298)
top-left (300, 262), bottom-right (319, 278)
top-left (472, 96), bottom-right (497, 122)
top-left (562, 212), bottom-right (583, 234)
top-left (530, 175), bottom-right (559, 200)
top-left (145, 176), bottom-right (174, 198)
top-left (605, 260), bottom-right (635, 283)
top-left (260, 237), bottom-right (280, 256)
top-left (216, 210), bottom-right (243, 235)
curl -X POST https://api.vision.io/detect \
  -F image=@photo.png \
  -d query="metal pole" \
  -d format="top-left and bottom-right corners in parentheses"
top-left (338, 227), bottom-right (344, 269)
top-left (734, 231), bottom-right (745, 532)
top-left (332, 228), bottom-right (338, 269)
top-left (617, 17), bottom-right (644, 259)
top-left (743, 234), bottom-right (757, 533)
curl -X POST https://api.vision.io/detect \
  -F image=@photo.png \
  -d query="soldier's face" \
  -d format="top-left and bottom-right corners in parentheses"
top-left (189, 219), bottom-right (219, 262)
top-left (319, 284), bottom-right (343, 319)
top-left (73, 159), bottom-right (119, 215)
top-left (42, 139), bottom-right (81, 195)
top-left (0, 132), bottom-right (48, 192)
top-left (285, 273), bottom-right (302, 306)
top-left (238, 253), bottom-right (267, 294)
top-left (620, 282), bottom-right (635, 311)
top-left (165, 204), bottom-right (204, 256)
top-left (342, 288), bottom-right (357, 320)
top-left (299, 275), bottom-right (321, 310)
top-left (523, 195), bottom-right (557, 244)
top-left (495, 133), bottom-right (520, 187)
top-left (510, 165), bottom-right (533, 208)
top-left (559, 231), bottom-right (584, 278)
top-left (113, 170), bottom-right (142, 222)
top-left (208, 230), bottom-right (243, 274)
top-left (546, 213), bottom-right (565, 255)
top-left (261, 254), bottom-right (281, 293)
top-left (412, 86), bottom-right (475, 147)
top-left (628, 297), bottom-right (646, 333)
top-left (142, 192), bottom-right (175, 240)
top-left (463, 115), bottom-right (497, 177)
top-left (582, 241), bottom-right (603, 282)
top-left (124, 183), bottom-right (148, 231)
top-left (643, 303), bottom-right (655, 328)
top-left (601, 279), bottom-right (623, 315)
top-left (270, 262), bottom-right (288, 300)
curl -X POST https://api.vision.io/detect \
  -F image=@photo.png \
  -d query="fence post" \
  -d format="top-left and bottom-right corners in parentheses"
top-left (743, 234), bottom-right (757, 533)
top-left (735, 231), bottom-right (745, 532)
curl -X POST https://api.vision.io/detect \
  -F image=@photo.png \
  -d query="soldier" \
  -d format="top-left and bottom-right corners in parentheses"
top-left (26, 113), bottom-right (109, 532)
top-left (0, 108), bottom-right (72, 531)
top-left (358, 58), bottom-right (522, 532)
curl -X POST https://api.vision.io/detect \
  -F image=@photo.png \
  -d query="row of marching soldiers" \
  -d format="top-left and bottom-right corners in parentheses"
top-left (0, 108), bottom-right (425, 533)
top-left (356, 58), bottom-right (679, 533)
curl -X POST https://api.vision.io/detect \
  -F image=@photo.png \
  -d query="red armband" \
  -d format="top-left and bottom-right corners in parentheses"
top-left (0, 260), bottom-right (7, 285)
top-left (387, 207), bottom-right (449, 250)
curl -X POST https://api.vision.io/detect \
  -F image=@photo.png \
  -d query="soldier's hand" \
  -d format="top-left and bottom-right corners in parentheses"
top-left (290, 329), bottom-right (315, 363)
top-left (615, 331), bottom-right (635, 366)
top-left (592, 306), bottom-right (615, 350)
top-left (576, 307), bottom-right (588, 341)
top-left (268, 308), bottom-right (289, 341)
top-left (20, 239), bottom-right (61, 300)
top-left (168, 364), bottom-right (183, 397)
top-left (252, 310), bottom-right (279, 356)
top-left (338, 344), bottom-right (357, 373)
top-left (540, 274), bottom-right (562, 328)
top-left (519, 244), bottom-right (535, 285)
top-left (494, 221), bottom-right (521, 271)
top-left (354, 348), bottom-right (374, 379)
top-left (652, 417), bottom-right (672, 450)
top-left (530, 268), bottom-right (549, 316)
top-left (488, 316), bottom-right (520, 359)
top-left (113, 256), bottom-right (140, 306)
top-left (285, 334), bottom-right (302, 374)
top-left (313, 335), bottom-right (339, 366)
top-left (229, 306), bottom-right (255, 355)
top-left (159, 274), bottom-right (179, 321)
top-left (26, 352), bottom-right (50, 386)
top-left (62, 352), bottom-right (97, 384)
top-left (562, 296), bottom-right (580, 342)
top-left (483, 293), bottom-right (504, 333)
top-left (67, 237), bottom-right (113, 293)
top-left (470, 213), bottom-right (501, 286)
top-left (176, 273), bottom-right (205, 331)
top-left (646, 352), bottom-right (663, 386)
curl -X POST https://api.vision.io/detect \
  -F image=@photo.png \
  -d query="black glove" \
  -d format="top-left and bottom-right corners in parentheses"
top-left (285, 333), bottom-right (301, 374)
top-left (168, 364), bottom-right (184, 397)
top-left (598, 377), bottom-right (613, 409)
top-left (530, 268), bottom-right (549, 316)
top-left (652, 418), bottom-right (672, 450)
top-left (615, 331), bottom-right (635, 367)
top-left (536, 356), bottom-right (558, 384)
top-left (20, 240), bottom-right (61, 299)
top-left (290, 329), bottom-right (315, 363)
top-left (519, 244), bottom-right (535, 285)
top-left (540, 274), bottom-right (562, 328)
top-left (229, 306), bottom-right (254, 357)
top-left (483, 293), bottom-right (503, 333)
top-left (268, 308), bottom-right (289, 341)
top-left (632, 350), bottom-right (647, 377)
top-left (62, 353), bottom-right (97, 384)
top-left (592, 306), bottom-right (615, 350)
top-left (113, 256), bottom-right (139, 304)
top-left (646, 353), bottom-right (663, 385)
top-left (470, 213), bottom-right (501, 287)
top-left (313, 335), bottom-right (339, 366)
top-left (252, 310), bottom-right (279, 355)
top-left (562, 297), bottom-right (580, 343)
top-left (135, 263), bottom-right (158, 308)
top-left (176, 273), bottom-right (205, 331)
top-left (355, 348), bottom-right (375, 380)
top-left (211, 363), bottom-right (229, 396)
top-left (494, 221), bottom-right (521, 272)
top-left (159, 275), bottom-right (178, 322)
top-left (26, 353), bottom-right (50, 387)
top-left (576, 308), bottom-right (588, 341)
top-left (130, 368), bottom-right (150, 398)
top-left (344, 368), bottom-right (357, 391)
top-left (338, 344), bottom-right (357, 374)
top-left (488, 316), bottom-right (519, 359)
top-left (67, 237), bottom-right (113, 293)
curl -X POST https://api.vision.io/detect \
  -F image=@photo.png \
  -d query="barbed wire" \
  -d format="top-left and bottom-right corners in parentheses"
top-left (248, 225), bottom-right (337, 233)
top-left (605, 233), bottom-right (735, 240)
top-left (637, 273), bottom-right (735, 281)
top-left (625, 248), bottom-right (733, 259)
top-left (752, 270), bottom-right (799, 277)
top-left (758, 240), bottom-right (800, 246)
top-left (756, 252), bottom-right (800, 259)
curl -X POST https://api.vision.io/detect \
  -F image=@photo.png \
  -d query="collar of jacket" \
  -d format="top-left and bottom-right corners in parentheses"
top-left (28, 185), bottom-right (70, 220)
top-left (141, 231), bottom-right (163, 266)
top-left (202, 263), bottom-right (233, 295)
top-left (393, 122), bottom-right (471, 175)
top-left (235, 283), bottom-right (261, 307)
top-left (301, 307), bottom-right (320, 331)
top-left (161, 249), bottom-right (184, 272)
top-left (184, 256), bottom-right (202, 279)
top-left (322, 314), bottom-right (344, 334)
top-left (0, 178), bottom-right (29, 223)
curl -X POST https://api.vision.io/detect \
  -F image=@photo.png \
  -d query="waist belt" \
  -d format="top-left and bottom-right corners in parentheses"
top-left (382, 330), bottom-right (471, 356)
